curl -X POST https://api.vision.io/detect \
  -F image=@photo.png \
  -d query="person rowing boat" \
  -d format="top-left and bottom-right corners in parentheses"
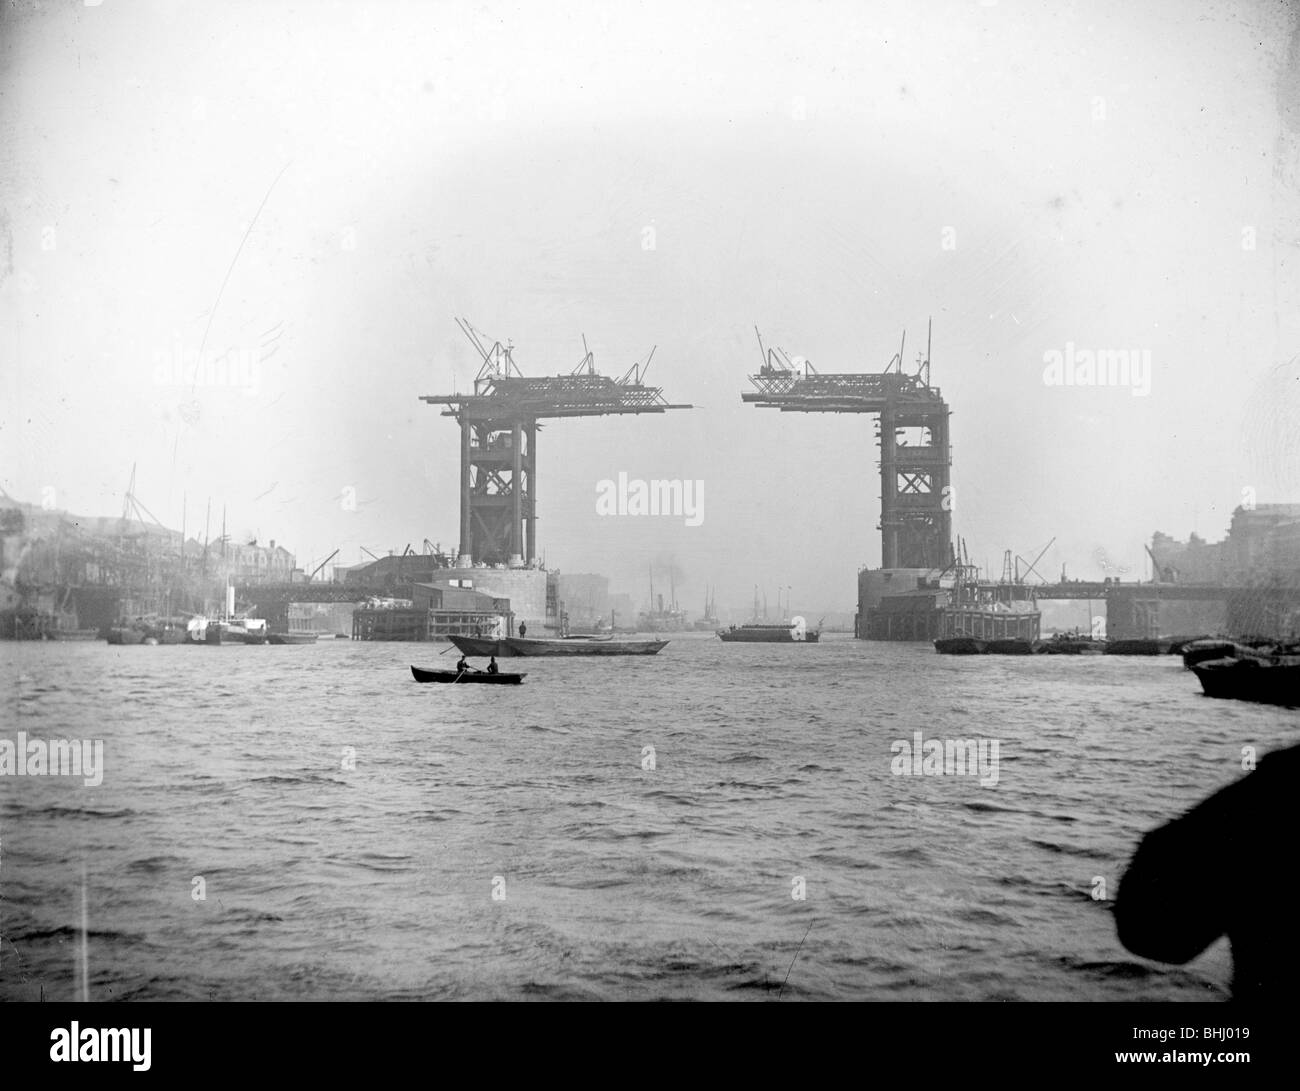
top-left (455, 656), bottom-right (480, 674)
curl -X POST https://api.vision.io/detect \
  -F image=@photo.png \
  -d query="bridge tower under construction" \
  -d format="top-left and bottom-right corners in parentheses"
top-left (741, 325), bottom-right (954, 570)
top-left (421, 319), bottom-right (691, 567)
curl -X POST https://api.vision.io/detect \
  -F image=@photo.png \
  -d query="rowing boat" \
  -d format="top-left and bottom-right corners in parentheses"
top-left (410, 665), bottom-right (527, 684)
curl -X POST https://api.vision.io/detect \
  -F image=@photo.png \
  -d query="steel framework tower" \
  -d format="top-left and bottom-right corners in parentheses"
top-left (421, 320), bottom-right (691, 566)
top-left (741, 325), bottom-right (954, 569)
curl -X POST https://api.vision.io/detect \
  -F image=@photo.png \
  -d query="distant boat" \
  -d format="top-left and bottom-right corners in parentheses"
top-left (934, 637), bottom-right (1030, 654)
top-left (718, 616), bottom-right (820, 643)
top-left (934, 636), bottom-right (986, 654)
top-left (53, 629), bottom-right (100, 641)
top-left (106, 625), bottom-right (148, 645)
top-left (200, 619), bottom-right (269, 645)
top-left (936, 633), bottom-right (1123, 655)
top-left (1105, 638), bottom-right (1172, 655)
top-left (108, 618), bottom-right (188, 645)
top-left (985, 638), bottom-right (1035, 655)
top-left (193, 583), bottom-right (268, 644)
top-left (692, 584), bottom-right (721, 631)
top-left (150, 619), bottom-right (189, 644)
top-left (411, 665), bottom-right (526, 684)
top-left (1191, 656), bottom-right (1300, 707)
top-left (268, 632), bottom-right (319, 645)
top-left (1040, 633), bottom-right (1105, 655)
top-left (639, 565), bottom-right (689, 632)
top-left (448, 634), bottom-right (668, 657)
top-left (639, 606), bottom-right (688, 632)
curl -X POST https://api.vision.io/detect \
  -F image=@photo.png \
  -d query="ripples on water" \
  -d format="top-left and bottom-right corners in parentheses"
top-left (1, 635), bottom-right (1295, 1000)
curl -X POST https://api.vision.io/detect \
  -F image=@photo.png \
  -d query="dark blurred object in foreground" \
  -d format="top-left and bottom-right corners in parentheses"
top-left (1115, 742), bottom-right (1300, 1001)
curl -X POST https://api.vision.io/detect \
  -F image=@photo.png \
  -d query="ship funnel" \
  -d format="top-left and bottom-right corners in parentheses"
top-left (790, 615), bottom-right (807, 641)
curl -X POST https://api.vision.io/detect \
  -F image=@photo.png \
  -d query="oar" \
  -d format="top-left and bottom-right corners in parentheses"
top-left (452, 662), bottom-right (486, 681)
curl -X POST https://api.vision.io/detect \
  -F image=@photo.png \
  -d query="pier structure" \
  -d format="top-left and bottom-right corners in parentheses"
top-left (849, 572), bottom-right (1300, 643)
top-left (741, 325), bottom-right (953, 572)
top-left (421, 320), bottom-right (691, 568)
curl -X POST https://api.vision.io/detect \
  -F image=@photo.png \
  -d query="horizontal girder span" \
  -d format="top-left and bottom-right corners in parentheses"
top-left (424, 345), bottom-right (691, 565)
top-left (423, 375), bottom-right (692, 420)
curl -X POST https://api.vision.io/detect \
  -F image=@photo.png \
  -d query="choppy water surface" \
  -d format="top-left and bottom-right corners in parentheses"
top-left (2, 634), bottom-right (1296, 1001)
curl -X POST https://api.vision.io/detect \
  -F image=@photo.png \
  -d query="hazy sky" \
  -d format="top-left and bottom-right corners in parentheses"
top-left (3, 0), bottom-right (1299, 614)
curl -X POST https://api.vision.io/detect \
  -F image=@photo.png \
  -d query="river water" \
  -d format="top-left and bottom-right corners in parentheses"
top-left (1, 633), bottom-right (1295, 1001)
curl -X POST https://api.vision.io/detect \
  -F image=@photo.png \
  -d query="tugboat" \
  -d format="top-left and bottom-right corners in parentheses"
top-left (210, 618), bottom-right (269, 644)
top-left (192, 584), bottom-right (268, 644)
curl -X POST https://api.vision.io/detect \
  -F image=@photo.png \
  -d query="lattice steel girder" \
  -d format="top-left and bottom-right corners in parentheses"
top-left (742, 370), bottom-right (942, 411)
top-left (422, 375), bottom-right (691, 420)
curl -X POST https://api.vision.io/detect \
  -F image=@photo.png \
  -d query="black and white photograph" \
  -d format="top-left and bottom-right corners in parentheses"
top-left (1, 0), bottom-right (1297, 1059)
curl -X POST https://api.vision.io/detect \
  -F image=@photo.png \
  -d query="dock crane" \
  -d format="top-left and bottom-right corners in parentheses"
top-left (308, 549), bottom-right (339, 582)
top-left (1015, 538), bottom-right (1056, 585)
top-left (1144, 543), bottom-right (1169, 583)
